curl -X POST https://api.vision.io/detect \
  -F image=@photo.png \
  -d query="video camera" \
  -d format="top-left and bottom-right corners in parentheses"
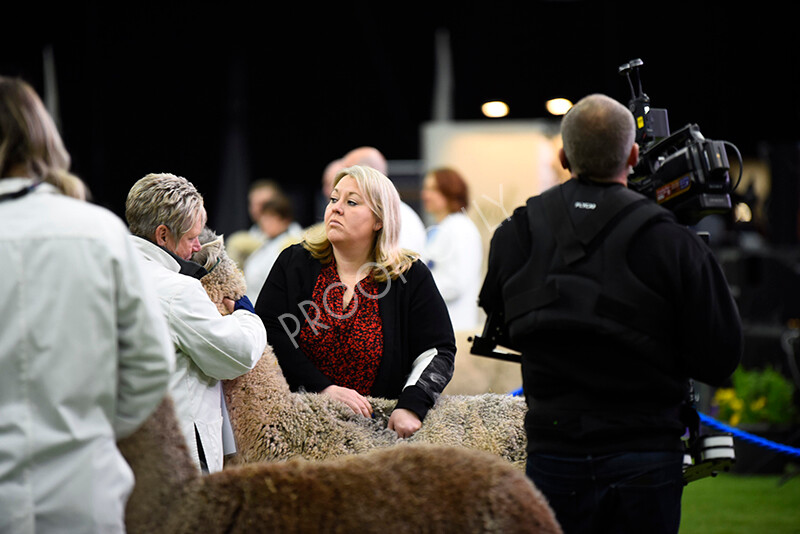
top-left (619, 58), bottom-right (742, 226)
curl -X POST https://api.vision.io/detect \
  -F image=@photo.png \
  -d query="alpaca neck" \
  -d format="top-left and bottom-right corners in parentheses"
top-left (118, 397), bottom-right (200, 531)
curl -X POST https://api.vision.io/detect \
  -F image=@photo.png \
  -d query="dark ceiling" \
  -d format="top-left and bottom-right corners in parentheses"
top-left (1, 1), bottom-right (796, 232)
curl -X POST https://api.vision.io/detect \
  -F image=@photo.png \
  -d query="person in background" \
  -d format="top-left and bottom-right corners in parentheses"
top-left (420, 167), bottom-right (483, 331)
top-left (244, 191), bottom-right (302, 302)
top-left (340, 146), bottom-right (427, 254)
top-left (226, 179), bottom-right (282, 268)
top-left (0, 75), bottom-right (174, 533)
top-left (479, 93), bottom-right (742, 534)
top-left (316, 157), bottom-right (344, 222)
top-left (125, 172), bottom-right (267, 473)
top-left (256, 164), bottom-right (455, 438)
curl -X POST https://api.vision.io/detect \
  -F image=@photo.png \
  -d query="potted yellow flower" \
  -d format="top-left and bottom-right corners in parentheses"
top-left (712, 365), bottom-right (797, 428)
top-left (711, 365), bottom-right (799, 473)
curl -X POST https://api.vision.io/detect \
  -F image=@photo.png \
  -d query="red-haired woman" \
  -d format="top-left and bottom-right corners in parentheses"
top-left (420, 167), bottom-right (483, 331)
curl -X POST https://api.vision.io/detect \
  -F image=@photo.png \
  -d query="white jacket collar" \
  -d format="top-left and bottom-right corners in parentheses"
top-left (0, 177), bottom-right (59, 196)
top-left (130, 235), bottom-right (181, 273)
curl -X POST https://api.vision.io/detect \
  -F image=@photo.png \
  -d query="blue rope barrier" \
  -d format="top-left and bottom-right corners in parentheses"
top-left (507, 386), bottom-right (800, 458)
top-left (697, 412), bottom-right (800, 458)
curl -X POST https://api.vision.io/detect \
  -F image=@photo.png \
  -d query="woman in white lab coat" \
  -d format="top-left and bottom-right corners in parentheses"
top-left (421, 167), bottom-right (483, 332)
top-left (0, 76), bottom-right (174, 533)
top-left (126, 173), bottom-right (267, 474)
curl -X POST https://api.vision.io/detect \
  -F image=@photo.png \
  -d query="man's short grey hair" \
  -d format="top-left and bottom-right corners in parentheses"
top-left (125, 173), bottom-right (206, 241)
top-left (560, 93), bottom-right (636, 180)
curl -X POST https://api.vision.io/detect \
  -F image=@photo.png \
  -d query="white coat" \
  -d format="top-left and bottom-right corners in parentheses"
top-left (399, 201), bottom-right (427, 254)
top-left (0, 178), bottom-right (175, 533)
top-left (243, 227), bottom-right (302, 303)
top-left (422, 211), bottom-right (484, 331)
top-left (131, 236), bottom-right (267, 472)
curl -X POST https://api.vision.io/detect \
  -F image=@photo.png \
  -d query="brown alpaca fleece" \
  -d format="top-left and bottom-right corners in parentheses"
top-left (119, 396), bottom-right (562, 534)
top-left (190, 228), bottom-right (529, 468)
top-left (222, 346), bottom-right (401, 465)
top-left (222, 346), bottom-right (528, 468)
top-left (117, 397), bottom-right (199, 533)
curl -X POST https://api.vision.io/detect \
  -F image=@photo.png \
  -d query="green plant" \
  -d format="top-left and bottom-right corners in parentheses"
top-left (711, 365), bottom-right (797, 426)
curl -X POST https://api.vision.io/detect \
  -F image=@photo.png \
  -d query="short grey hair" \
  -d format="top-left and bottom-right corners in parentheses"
top-left (125, 172), bottom-right (206, 242)
top-left (560, 93), bottom-right (636, 180)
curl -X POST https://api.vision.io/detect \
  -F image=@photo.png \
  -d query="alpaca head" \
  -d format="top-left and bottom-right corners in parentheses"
top-left (192, 227), bottom-right (248, 314)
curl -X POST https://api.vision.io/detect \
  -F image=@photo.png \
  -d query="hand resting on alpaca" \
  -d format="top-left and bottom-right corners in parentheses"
top-left (191, 228), bottom-right (528, 468)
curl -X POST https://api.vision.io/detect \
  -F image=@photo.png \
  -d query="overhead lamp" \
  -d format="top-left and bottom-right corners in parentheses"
top-left (546, 98), bottom-right (573, 116)
top-left (482, 101), bottom-right (509, 118)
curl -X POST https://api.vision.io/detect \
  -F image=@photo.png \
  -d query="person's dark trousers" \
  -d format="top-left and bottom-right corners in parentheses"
top-left (526, 450), bottom-right (684, 534)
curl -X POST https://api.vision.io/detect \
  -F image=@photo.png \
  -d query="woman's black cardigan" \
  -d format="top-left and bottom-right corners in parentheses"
top-left (254, 244), bottom-right (456, 420)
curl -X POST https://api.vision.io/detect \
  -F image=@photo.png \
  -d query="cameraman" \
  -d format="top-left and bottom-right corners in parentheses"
top-left (479, 93), bottom-right (742, 534)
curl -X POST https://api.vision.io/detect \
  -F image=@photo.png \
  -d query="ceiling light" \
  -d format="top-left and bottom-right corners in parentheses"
top-left (482, 101), bottom-right (509, 118)
top-left (546, 98), bottom-right (573, 116)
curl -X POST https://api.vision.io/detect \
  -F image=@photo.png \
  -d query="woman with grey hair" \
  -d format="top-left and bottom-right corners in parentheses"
top-left (126, 172), bottom-right (267, 473)
top-left (255, 165), bottom-right (456, 438)
top-left (126, 173), bottom-right (208, 263)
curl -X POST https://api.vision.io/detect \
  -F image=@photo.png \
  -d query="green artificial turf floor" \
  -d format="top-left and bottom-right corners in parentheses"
top-left (680, 471), bottom-right (800, 533)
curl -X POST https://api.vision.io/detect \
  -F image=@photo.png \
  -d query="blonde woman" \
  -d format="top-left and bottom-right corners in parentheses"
top-left (256, 165), bottom-right (455, 438)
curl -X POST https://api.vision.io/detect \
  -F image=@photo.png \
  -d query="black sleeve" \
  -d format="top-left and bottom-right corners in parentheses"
top-left (629, 222), bottom-right (743, 386)
top-left (394, 261), bottom-right (456, 421)
top-left (478, 206), bottom-right (530, 346)
top-left (254, 245), bottom-right (333, 392)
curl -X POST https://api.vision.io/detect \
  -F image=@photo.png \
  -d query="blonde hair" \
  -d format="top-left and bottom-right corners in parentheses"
top-left (125, 172), bottom-right (206, 242)
top-left (303, 164), bottom-right (417, 282)
top-left (0, 76), bottom-right (81, 195)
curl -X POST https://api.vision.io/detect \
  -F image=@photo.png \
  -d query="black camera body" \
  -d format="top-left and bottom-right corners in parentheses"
top-left (620, 59), bottom-right (739, 226)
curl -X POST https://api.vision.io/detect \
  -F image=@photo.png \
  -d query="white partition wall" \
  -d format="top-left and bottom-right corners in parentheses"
top-left (421, 119), bottom-right (568, 267)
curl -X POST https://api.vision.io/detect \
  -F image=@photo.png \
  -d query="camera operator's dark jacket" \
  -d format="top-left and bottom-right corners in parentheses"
top-left (479, 177), bottom-right (742, 455)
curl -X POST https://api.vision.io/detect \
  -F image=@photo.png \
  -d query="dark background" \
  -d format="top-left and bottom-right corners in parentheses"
top-left (1, 1), bottom-right (797, 236)
top-left (3, 2), bottom-right (800, 387)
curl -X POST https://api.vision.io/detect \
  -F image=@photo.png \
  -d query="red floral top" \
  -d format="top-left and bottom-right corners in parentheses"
top-left (297, 260), bottom-right (383, 395)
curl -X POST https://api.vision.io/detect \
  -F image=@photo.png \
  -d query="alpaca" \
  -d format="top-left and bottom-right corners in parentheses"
top-left (192, 228), bottom-right (528, 468)
top-left (118, 395), bottom-right (562, 534)
top-left (221, 345), bottom-right (528, 467)
top-left (192, 228), bottom-right (247, 315)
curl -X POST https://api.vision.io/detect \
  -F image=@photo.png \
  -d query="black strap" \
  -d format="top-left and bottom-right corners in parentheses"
top-left (506, 182), bottom-right (670, 339)
top-left (0, 181), bottom-right (42, 203)
top-left (541, 187), bottom-right (586, 265)
top-left (594, 201), bottom-right (672, 343)
top-left (504, 278), bottom-right (558, 323)
top-left (540, 184), bottom-right (648, 265)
